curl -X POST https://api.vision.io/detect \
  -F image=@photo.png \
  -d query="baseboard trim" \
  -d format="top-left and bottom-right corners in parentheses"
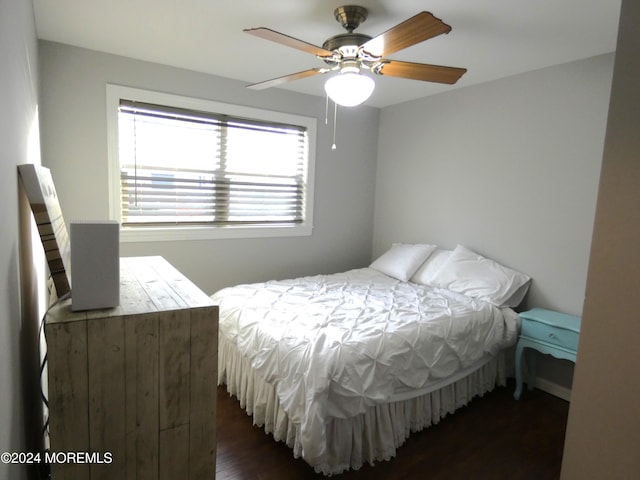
top-left (535, 377), bottom-right (572, 401)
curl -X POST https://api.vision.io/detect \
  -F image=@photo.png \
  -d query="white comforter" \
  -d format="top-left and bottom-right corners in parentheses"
top-left (212, 267), bottom-right (519, 467)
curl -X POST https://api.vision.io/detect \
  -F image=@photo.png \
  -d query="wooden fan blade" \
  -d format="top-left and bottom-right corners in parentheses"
top-left (361, 12), bottom-right (452, 58)
top-left (244, 27), bottom-right (334, 58)
top-left (375, 60), bottom-right (466, 85)
top-left (247, 68), bottom-right (330, 90)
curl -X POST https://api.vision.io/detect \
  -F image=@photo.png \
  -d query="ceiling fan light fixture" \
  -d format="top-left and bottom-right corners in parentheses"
top-left (324, 72), bottom-right (375, 107)
top-left (245, 8), bottom-right (466, 104)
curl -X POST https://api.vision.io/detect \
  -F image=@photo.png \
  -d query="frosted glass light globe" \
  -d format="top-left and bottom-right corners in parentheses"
top-left (324, 73), bottom-right (375, 107)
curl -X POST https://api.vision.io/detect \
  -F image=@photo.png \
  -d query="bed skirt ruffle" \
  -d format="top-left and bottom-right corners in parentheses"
top-left (218, 334), bottom-right (506, 476)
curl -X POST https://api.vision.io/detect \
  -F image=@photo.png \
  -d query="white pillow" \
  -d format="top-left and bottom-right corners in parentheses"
top-left (370, 243), bottom-right (436, 282)
top-left (411, 248), bottom-right (452, 285)
top-left (431, 245), bottom-right (531, 306)
top-left (502, 282), bottom-right (531, 308)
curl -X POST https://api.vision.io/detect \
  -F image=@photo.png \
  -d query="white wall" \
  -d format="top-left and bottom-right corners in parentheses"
top-left (562, 0), bottom-right (640, 476)
top-left (37, 35), bottom-right (614, 396)
top-left (374, 54), bottom-right (614, 390)
top-left (38, 41), bottom-right (379, 295)
top-left (0, 0), bottom-right (44, 479)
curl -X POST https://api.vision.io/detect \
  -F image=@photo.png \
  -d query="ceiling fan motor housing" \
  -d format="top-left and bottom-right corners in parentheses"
top-left (322, 33), bottom-right (371, 54)
top-left (334, 5), bottom-right (368, 32)
top-left (323, 5), bottom-right (373, 65)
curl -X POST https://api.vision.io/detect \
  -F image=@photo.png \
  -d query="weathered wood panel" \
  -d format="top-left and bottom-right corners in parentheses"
top-left (159, 310), bottom-right (191, 430)
top-left (125, 313), bottom-right (159, 480)
top-left (87, 316), bottom-right (126, 480)
top-left (46, 257), bottom-right (217, 480)
top-left (45, 321), bottom-right (90, 480)
top-left (159, 423), bottom-right (190, 480)
top-left (189, 306), bottom-right (218, 479)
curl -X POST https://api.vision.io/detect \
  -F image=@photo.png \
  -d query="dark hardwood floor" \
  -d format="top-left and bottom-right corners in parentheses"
top-left (216, 380), bottom-right (569, 480)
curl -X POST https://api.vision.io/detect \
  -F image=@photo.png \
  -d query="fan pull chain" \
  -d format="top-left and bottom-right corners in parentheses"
top-left (332, 101), bottom-right (338, 151)
top-left (325, 94), bottom-right (330, 125)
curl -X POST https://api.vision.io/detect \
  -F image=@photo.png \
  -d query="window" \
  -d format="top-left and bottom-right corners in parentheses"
top-left (107, 85), bottom-right (316, 241)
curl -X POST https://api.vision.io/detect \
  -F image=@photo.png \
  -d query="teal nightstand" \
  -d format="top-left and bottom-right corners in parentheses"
top-left (514, 308), bottom-right (581, 400)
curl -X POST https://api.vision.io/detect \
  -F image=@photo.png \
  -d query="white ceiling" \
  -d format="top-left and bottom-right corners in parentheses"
top-left (33, 0), bottom-right (621, 108)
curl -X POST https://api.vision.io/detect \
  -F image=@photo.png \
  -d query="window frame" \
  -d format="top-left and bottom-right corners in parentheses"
top-left (106, 84), bottom-right (316, 242)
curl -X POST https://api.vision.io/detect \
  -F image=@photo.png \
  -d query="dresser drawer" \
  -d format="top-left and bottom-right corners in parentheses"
top-left (521, 319), bottom-right (579, 351)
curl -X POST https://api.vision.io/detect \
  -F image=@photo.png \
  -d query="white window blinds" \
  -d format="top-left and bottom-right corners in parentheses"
top-left (117, 100), bottom-right (308, 227)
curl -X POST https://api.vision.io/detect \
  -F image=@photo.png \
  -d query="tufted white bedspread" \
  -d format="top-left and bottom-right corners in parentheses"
top-left (211, 267), bottom-right (519, 468)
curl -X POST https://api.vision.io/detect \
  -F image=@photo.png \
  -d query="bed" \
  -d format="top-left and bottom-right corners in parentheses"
top-left (212, 244), bottom-right (531, 475)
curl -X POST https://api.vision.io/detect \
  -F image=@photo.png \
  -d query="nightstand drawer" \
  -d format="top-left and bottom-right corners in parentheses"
top-left (521, 320), bottom-right (579, 351)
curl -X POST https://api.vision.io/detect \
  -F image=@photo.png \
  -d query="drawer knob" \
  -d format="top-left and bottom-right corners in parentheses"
top-left (548, 333), bottom-right (556, 338)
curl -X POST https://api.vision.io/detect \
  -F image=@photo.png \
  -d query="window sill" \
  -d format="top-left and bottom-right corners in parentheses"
top-left (119, 224), bottom-right (313, 243)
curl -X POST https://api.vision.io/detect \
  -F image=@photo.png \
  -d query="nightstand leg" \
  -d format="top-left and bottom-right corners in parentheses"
top-left (514, 343), bottom-right (525, 400)
top-left (527, 352), bottom-right (537, 391)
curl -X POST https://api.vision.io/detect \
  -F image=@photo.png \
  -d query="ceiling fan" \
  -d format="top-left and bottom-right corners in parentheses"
top-left (244, 5), bottom-right (467, 106)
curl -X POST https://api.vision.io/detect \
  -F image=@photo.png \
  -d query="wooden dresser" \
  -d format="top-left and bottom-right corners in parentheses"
top-left (45, 256), bottom-right (218, 480)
